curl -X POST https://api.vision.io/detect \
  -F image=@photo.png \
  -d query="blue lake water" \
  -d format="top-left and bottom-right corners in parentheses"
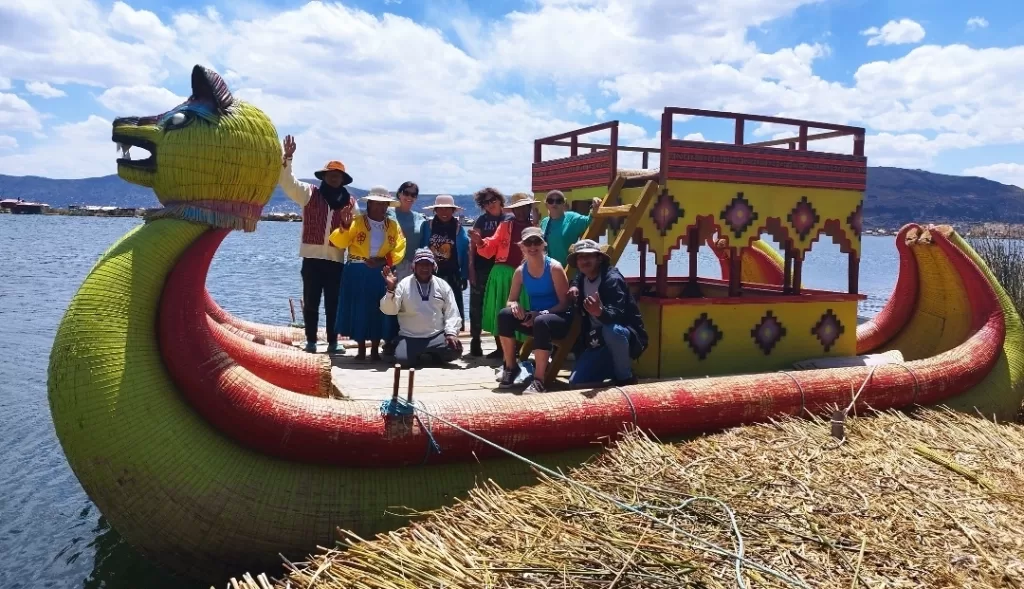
top-left (0, 214), bottom-right (899, 587)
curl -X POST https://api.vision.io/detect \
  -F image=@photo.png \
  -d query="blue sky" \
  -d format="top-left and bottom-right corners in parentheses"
top-left (1, 0), bottom-right (1022, 192)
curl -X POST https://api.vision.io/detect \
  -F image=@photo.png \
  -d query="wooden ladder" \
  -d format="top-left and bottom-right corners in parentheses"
top-left (518, 176), bottom-right (659, 387)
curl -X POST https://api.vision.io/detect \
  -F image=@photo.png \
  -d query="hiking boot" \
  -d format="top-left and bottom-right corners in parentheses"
top-left (470, 338), bottom-right (483, 357)
top-left (522, 379), bottom-right (546, 394)
top-left (326, 341), bottom-right (338, 355)
top-left (498, 364), bottom-right (521, 388)
top-left (303, 341), bottom-right (317, 353)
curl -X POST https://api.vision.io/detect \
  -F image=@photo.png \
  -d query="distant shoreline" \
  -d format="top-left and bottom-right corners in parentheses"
top-left (3, 207), bottom-right (1022, 238)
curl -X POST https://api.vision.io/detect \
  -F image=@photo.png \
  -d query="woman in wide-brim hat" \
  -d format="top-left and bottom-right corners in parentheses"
top-left (330, 186), bottom-right (406, 360)
top-left (469, 191), bottom-right (535, 348)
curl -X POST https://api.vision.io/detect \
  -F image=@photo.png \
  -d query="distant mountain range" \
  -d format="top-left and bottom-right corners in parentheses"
top-left (2, 167), bottom-right (1023, 227)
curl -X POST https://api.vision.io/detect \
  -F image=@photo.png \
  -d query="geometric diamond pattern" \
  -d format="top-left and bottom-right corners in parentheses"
top-left (811, 308), bottom-right (845, 352)
top-left (719, 192), bottom-right (759, 239)
top-left (750, 310), bottom-right (786, 355)
top-left (787, 196), bottom-right (820, 240)
top-left (650, 191), bottom-right (684, 237)
top-left (684, 312), bottom-right (724, 360)
top-left (847, 202), bottom-right (863, 239)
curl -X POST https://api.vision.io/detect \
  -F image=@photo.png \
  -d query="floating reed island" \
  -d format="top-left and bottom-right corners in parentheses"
top-left (227, 408), bottom-right (1024, 589)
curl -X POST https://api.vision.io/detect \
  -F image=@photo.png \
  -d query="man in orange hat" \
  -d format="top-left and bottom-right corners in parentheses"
top-left (278, 134), bottom-right (357, 354)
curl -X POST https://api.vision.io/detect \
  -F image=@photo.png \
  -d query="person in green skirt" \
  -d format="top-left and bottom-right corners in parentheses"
top-left (469, 191), bottom-right (535, 356)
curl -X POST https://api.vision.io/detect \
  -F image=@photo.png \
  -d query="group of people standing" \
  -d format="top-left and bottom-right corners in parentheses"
top-left (279, 136), bottom-right (648, 392)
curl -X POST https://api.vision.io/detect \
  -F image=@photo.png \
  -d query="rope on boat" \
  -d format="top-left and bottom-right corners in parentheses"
top-left (370, 396), bottom-right (810, 589)
top-left (379, 398), bottom-right (442, 458)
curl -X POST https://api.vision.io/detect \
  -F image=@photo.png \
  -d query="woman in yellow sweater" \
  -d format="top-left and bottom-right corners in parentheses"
top-left (329, 186), bottom-right (407, 360)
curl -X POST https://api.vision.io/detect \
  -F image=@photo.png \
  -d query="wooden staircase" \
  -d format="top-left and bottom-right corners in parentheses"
top-left (518, 175), bottom-right (659, 387)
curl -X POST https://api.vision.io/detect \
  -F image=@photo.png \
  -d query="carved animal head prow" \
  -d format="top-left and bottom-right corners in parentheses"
top-left (189, 65), bottom-right (234, 113)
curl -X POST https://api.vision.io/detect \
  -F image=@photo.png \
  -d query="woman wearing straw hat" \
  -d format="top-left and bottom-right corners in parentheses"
top-left (494, 226), bottom-right (572, 393)
top-left (469, 191), bottom-right (535, 355)
top-left (329, 186), bottom-right (407, 361)
top-left (422, 194), bottom-right (470, 330)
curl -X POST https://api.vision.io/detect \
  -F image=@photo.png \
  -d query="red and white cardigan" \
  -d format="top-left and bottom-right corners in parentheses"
top-left (279, 159), bottom-right (360, 262)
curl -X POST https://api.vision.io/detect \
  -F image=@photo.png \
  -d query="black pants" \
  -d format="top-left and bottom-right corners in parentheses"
top-left (301, 257), bottom-right (343, 344)
top-left (469, 261), bottom-right (492, 339)
top-left (395, 332), bottom-right (461, 368)
top-left (497, 308), bottom-right (572, 351)
top-left (438, 270), bottom-right (465, 330)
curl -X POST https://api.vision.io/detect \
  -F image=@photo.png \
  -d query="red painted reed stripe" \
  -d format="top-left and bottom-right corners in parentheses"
top-left (667, 145), bottom-right (868, 168)
top-left (207, 318), bottom-right (330, 397)
top-left (158, 227), bottom-right (1004, 468)
top-left (666, 171), bottom-right (866, 191)
top-left (856, 224), bottom-right (921, 353)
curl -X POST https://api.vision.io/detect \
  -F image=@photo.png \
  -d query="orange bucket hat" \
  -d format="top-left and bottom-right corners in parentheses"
top-left (314, 160), bottom-right (353, 186)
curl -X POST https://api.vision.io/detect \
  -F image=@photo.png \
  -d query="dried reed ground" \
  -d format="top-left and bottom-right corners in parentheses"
top-left (228, 408), bottom-right (1024, 589)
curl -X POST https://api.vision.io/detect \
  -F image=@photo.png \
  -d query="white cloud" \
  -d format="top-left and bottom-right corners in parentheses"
top-left (96, 86), bottom-right (186, 114)
top-left (0, 116), bottom-right (113, 178)
top-left (0, 77), bottom-right (10, 91)
top-left (860, 19), bottom-right (925, 46)
top-left (0, 135), bottom-right (17, 150)
top-left (0, 93), bottom-right (44, 132)
top-left (0, 0), bottom-right (1021, 192)
top-left (966, 17), bottom-right (989, 31)
top-left (963, 163), bottom-right (1024, 189)
top-left (25, 81), bottom-right (66, 98)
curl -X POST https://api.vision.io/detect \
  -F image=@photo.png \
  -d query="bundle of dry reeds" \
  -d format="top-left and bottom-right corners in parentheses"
top-left (227, 408), bottom-right (1024, 589)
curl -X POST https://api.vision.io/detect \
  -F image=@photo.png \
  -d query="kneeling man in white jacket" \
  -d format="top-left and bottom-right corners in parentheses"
top-left (380, 248), bottom-right (464, 368)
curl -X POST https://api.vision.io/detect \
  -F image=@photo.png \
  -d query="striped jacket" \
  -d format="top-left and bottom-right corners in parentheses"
top-left (278, 159), bottom-right (360, 262)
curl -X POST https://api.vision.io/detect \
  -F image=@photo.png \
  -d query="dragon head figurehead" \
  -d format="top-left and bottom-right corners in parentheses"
top-left (112, 65), bottom-right (281, 231)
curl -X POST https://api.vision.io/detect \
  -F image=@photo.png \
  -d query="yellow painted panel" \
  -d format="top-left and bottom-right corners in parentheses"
top-left (633, 300), bottom-right (662, 377)
top-left (636, 299), bottom-right (858, 378)
top-left (630, 180), bottom-right (863, 263)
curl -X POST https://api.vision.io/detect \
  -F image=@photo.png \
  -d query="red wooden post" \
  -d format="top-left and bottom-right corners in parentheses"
top-left (656, 260), bottom-right (668, 298)
top-left (853, 133), bottom-right (865, 157)
top-left (849, 251), bottom-right (860, 294)
top-left (788, 141), bottom-right (796, 150)
top-left (534, 140), bottom-right (542, 163)
top-left (642, 150), bottom-right (649, 169)
top-left (638, 238), bottom-right (648, 285)
top-left (687, 228), bottom-right (698, 287)
top-left (735, 117), bottom-right (745, 145)
top-left (659, 111), bottom-right (671, 189)
top-left (609, 123), bottom-right (619, 185)
top-left (729, 248), bottom-right (742, 296)
top-left (798, 126), bottom-right (808, 151)
top-left (783, 246), bottom-right (793, 294)
top-left (792, 254), bottom-right (803, 295)
top-left (570, 135), bottom-right (578, 157)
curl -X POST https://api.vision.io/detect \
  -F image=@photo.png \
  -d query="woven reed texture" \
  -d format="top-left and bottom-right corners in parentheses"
top-left (217, 322), bottom-right (296, 350)
top-left (941, 229), bottom-right (1024, 420)
top-left (208, 313), bottom-right (331, 397)
top-left (237, 409), bottom-right (1024, 589)
top-left (48, 218), bottom-right (597, 581)
top-left (856, 224), bottom-right (921, 353)
top-left (157, 224), bottom-right (1009, 472)
top-left (880, 228), bottom-right (972, 361)
top-left (206, 291), bottom-right (308, 344)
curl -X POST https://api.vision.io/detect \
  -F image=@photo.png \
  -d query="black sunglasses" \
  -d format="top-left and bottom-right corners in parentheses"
top-left (401, 190), bottom-right (418, 198)
top-left (523, 237), bottom-right (544, 245)
top-left (546, 197), bottom-right (564, 204)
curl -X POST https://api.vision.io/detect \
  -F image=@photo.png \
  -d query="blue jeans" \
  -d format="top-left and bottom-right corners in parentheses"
top-left (569, 324), bottom-right (633, 385)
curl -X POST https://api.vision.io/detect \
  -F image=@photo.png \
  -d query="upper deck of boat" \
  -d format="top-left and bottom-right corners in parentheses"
top-left (325, 332), bottom-right (574, 401)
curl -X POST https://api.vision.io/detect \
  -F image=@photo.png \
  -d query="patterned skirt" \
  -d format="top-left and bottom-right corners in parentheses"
top-left (335, 261), bottom-right (397, 342)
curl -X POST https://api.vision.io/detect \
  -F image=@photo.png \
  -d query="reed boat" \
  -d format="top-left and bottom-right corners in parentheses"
top-left (48, 65), bottom-right (1024, 582)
